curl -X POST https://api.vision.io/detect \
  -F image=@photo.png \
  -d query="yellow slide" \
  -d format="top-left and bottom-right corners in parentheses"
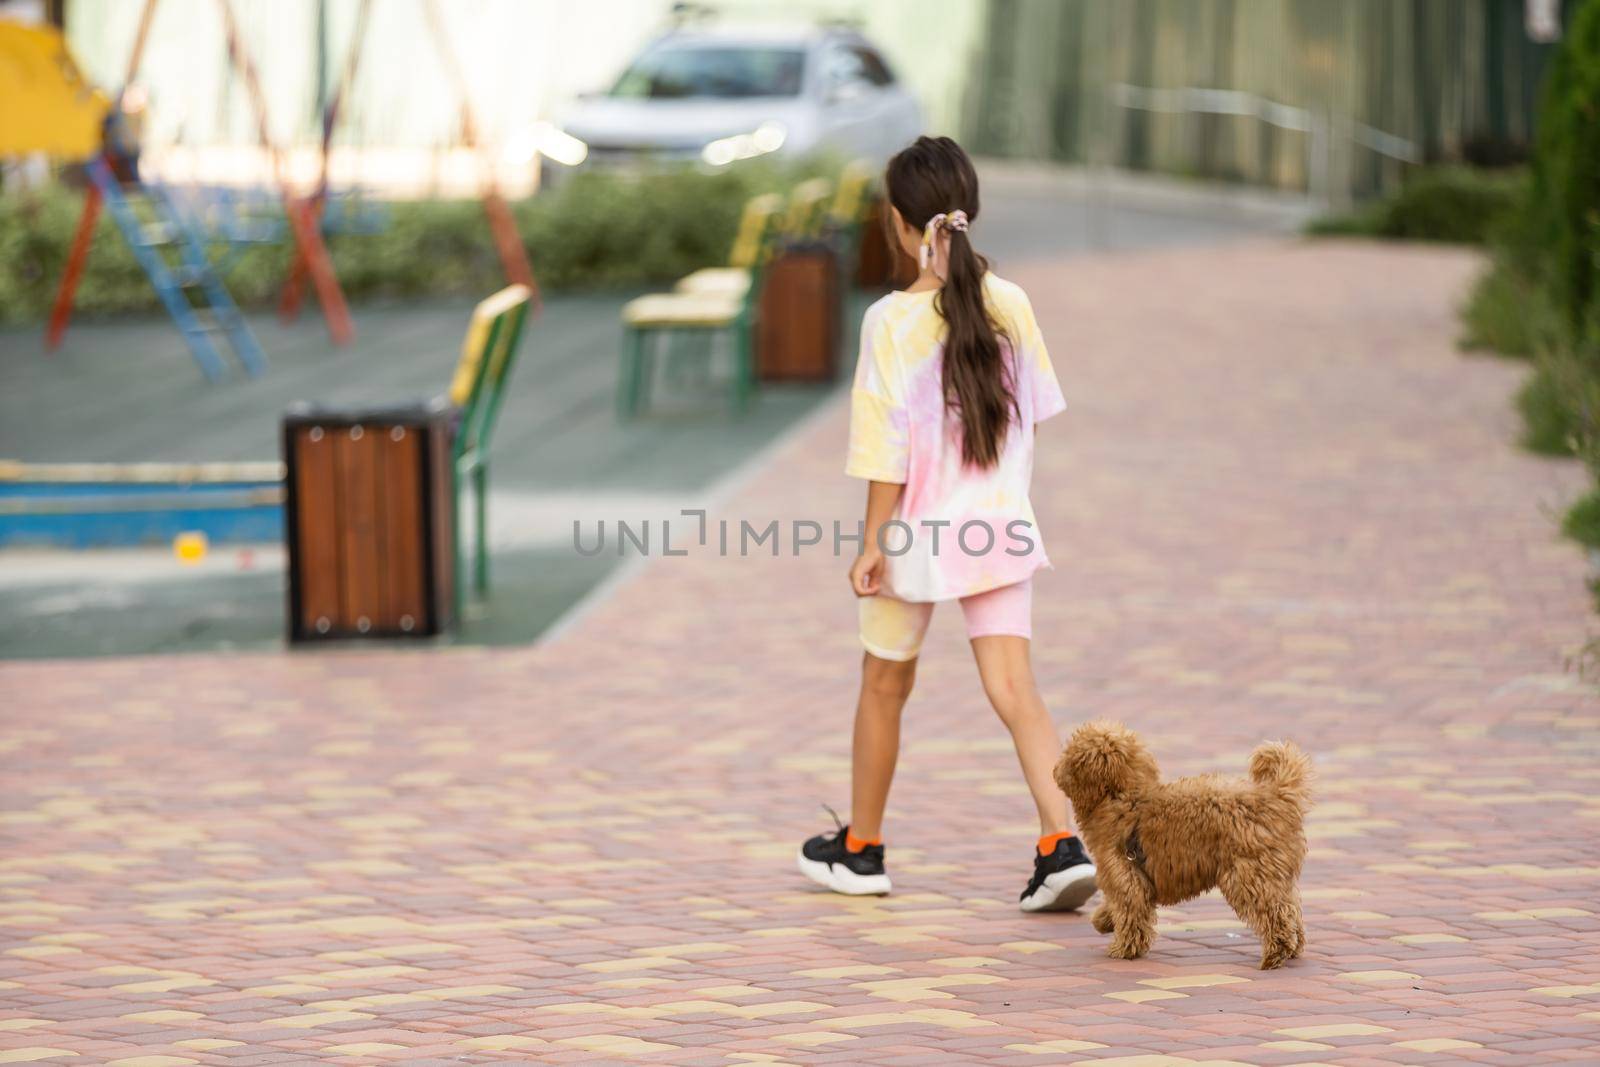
top-left (0, 20), bottom-right (108, 159)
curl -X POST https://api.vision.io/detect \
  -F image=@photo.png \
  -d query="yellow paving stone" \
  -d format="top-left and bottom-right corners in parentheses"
top-left (854, 975), bottom-right (1006, 1002)
top-left (725, 1001), bottom-right (830, 1020)
top-left (1260, 1041), bottom-right (1333, 1051)
top-left (558, 1035), bottom-right (679, 1054)
top-left (827, 1008), bottom-right (994, 1030)
top-left (1475, 907), bottom-right (1592, 920)
top-left (0, 902), bottom-right (80, 915)
top-left (748, 926), bottom-right (814, 938)
top-left (1391, 933), bottom-right (1467, 944)
top-left (308, 859), bottom-right (411, 876)
top-left (1105, 989), bottom-right (1188, 1003)
top-left (1139, 974), bottom-right (1248, 990)
top-left (1004, 1039), bottom-right (1109, 1054)
top-left (121, 1010), bottom-right (202, 1023)
top-left (261, 1010), bottom-right (375, 1028)
top-left (634, 942), bottom-right (740, 956)
top-left (336, 814), bottom-right (424, 831)
top-left (1396, 1039), bottom-right (1482, 1052)
top-left (277, 965), bottom-right (426, 986)
top-left (107, 1058), bottom-right (198, 1067)
top-left (549, 897), bottom-right (611, 910)
top-left (6, 945), bottom-right (78, 958)
top-left (998, 940), bottom-right (1064, 954)
top-left (1410, 840), bottom-right (1471, 851)
top-left (172, 1041), bottom-right (241, 1051)
top-left (1300, 887), bottom-right (1366, 900)
top-left (1332, 910), bottom-right (1391, 921)
top-left (417, 985), bottom-right (520, 1000)
top-left (0, 1020), bottom-right (55, 1033)
top-left (774, 1032), bottom-right (856, 1046)
top-left (597, 977), bottom-right (675, 989)
top-left (1531, 983), bottom-right (1600, 998)
top-left (0, 1053), bottom-right (77, 1064)
top-left (1276, 1023), bottom-right (1394, 1039)
top-left (318, 941), bottom-right (465, 961)
top-left (1339, 970), bottom-right (1422, 983)
top-left (1091, 1058), bottom-right (1253, 1067)
top-left (116, 978), bottom-right (216, 993)
top-left (581, 956), bottom-right (688, 973)
top-left (244, 983), bottom-right (327, 997)
top-left (324, 1044), bottom-right (408, 1055)
top-left (693, 984), bottom-right (775, 999)
top-left (794, 964), bottom-right (898, 979)
top-left (460, 1036), bottom-right (549, 1051)
top-left (308, 994), bottom-right (431, 1010)
top-left (860, 925), bottom-right (954, 945)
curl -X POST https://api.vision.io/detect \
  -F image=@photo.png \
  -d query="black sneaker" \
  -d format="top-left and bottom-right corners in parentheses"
top-left (797, 819), bottom-right (891, 896)
top-left (1019, 835), bottom-right (1098, 913)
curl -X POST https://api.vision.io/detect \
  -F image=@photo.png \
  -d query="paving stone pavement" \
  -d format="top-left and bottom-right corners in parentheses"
top-left (4, 241), bottom-right (1599, 1065)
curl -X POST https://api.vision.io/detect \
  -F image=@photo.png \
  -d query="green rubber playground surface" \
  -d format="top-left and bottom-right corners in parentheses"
top-left (0, 290), bottom-right (865, 658)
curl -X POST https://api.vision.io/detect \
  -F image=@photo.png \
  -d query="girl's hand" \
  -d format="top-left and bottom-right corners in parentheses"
top-left (850, 547), bottom-right (885, 597)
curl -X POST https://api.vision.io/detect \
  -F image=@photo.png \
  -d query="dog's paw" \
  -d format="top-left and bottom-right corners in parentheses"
top-left (1106, 938), bottom-right (1148, 960)
top-left (1091, 904), bottom-right (1115, 934)
top-left (1259, 948), bottom-right (1293, 970)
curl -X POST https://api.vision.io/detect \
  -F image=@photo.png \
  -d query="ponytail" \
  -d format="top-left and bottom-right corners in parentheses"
top-left (886, 137), bottom-right (1015, 469)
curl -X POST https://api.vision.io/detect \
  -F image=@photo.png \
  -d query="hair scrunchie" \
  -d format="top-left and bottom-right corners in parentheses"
top-left (919, 209), bottom-right (970, 280)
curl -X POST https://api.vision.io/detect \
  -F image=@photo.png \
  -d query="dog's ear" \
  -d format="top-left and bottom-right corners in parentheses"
top-left (1056, 721), bottom-right (1158, 816)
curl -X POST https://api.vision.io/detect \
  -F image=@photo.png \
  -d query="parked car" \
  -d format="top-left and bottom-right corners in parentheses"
top-left (533, 23), bottom-right (923, 182)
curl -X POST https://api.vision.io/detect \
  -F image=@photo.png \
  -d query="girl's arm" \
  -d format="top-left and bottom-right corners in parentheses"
top-left (850, 480), bottom-right (904, 597)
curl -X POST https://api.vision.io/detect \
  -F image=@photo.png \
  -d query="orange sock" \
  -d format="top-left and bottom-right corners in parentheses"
top-left (1037, 830), bottom-right (1076, 856)
top-left (846, 830), bottom-right (881, 853)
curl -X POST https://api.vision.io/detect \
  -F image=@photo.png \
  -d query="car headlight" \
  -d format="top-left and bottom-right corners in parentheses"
top-left (701, 121), bottom-right (787, 167)
top-left (506, 121), bottom-right (589, 167)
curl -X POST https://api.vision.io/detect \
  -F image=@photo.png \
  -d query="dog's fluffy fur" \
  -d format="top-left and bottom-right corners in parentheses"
top-left (1054, 721), bottom-right (1313, 969)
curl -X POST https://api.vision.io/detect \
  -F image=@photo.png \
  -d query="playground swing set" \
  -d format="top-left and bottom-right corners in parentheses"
top-left (41, 0), bottom-right (539, 383)
top-left (3, 6), bottom-right (543, 637)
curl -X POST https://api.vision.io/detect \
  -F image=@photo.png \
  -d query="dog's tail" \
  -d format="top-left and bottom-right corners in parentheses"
top-left (1249, 740), bottom-right (1313, 812)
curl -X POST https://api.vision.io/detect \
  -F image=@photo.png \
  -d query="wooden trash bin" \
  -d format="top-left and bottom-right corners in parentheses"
top-left (757, 242), bottom-right (841, 382)
top-left (282, 401), bottom-right (455, 642)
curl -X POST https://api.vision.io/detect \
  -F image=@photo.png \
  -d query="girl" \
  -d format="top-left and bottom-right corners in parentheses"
top-left (797, 137), bottom-right (1097, 913)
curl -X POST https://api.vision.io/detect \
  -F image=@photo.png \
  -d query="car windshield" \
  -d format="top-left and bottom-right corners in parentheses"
top-left (610, 45), bottom-right (805, 99)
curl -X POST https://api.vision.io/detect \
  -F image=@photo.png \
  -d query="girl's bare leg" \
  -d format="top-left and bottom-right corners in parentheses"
top-left (970, 635), bottom-right (1072, 835)
top-left (849, 652), bottom-right (917, 841)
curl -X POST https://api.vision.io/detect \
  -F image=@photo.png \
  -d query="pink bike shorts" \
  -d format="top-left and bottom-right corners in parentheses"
top-left (858, 579), bottom-right (1033, 661)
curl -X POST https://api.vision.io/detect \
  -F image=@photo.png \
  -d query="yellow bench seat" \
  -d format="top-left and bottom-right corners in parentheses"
top-left (674, 266), bottom-right (752, 297)
top-left (622, 291), bottom-right (742, 329)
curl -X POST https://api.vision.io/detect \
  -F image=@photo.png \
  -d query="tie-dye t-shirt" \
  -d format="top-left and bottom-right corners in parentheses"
top-left (846, 273), bottom-right (1065, 602)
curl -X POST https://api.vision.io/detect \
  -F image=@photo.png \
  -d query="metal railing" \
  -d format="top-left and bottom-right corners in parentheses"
top-left (1107, 82), bottom-right (1422, 207)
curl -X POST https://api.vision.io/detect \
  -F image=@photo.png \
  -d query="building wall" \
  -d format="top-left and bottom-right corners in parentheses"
top-left (962, 0), bottom-right (1562, 201)
top-left (64, 0), bottom-right (982, 162)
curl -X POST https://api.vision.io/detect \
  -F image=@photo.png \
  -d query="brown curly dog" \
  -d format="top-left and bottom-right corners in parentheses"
top-left (1054, 721), bottom-right (1313, 969)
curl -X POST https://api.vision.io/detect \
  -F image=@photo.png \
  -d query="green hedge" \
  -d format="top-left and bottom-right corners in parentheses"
top-left (0, 160), bottom-right (830, 324)
top-left (1460, 0), bottom-right (1600, 622)
top-left (1306, 166), bottom-right (1524, 245)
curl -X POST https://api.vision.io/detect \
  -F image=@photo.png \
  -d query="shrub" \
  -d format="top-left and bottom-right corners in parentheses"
top-left (0, 157), bottom-right (834, 324)
top-left (1306, 166), bottom-right (1523, 245)
top-left (1562, 489), bottom-right (1600, 549)
top-left (1516, 364), bottom-right (1579, 456)
top-left (1460, 257), bottom-right (1554, 358)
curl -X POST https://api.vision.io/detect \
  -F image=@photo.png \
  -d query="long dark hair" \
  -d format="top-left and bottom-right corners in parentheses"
top-left (885, 136), bottom-right (1013, 469)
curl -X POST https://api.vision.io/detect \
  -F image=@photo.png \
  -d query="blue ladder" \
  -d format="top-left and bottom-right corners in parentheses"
top-left (86, 157), bottom-right (267, 383)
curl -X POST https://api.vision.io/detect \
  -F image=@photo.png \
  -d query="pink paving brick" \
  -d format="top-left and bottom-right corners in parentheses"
top-left (3, 241), bottom-right (1599, 1064)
